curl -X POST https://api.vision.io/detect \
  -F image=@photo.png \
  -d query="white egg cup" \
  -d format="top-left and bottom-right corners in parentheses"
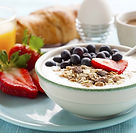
top-left (76, 19), bottom-right (114, 43)
top-left (77, 0), bottom-right (114, 43)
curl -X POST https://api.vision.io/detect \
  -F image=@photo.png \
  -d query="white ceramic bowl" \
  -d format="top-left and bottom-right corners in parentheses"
top-left (35, 43), bottom-right (136, 120)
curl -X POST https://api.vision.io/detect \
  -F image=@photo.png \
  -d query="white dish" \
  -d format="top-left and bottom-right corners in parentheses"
top-left (36, 43), bottom-right (136, 119)
top-left (116, 11), bottom-right (136, 47)
top-left (0, 91), bottom-right (136, 132)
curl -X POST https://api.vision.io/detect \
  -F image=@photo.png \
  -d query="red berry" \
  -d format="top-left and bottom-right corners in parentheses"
top-left (30, 69), bottom-right (45, 93)
top-left (0, 68), bottom-right (38, 98)
top-left (91, 58), bottom-right (128, 74)
top-left (9, 44), bottom-right (40, 71)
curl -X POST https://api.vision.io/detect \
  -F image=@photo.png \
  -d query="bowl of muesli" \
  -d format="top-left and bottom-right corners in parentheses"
top-left (36, 43), bottom-right (136, 119)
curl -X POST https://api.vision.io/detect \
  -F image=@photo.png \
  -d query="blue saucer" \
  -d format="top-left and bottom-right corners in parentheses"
top-left (0, 92), bottom-right (136, 132)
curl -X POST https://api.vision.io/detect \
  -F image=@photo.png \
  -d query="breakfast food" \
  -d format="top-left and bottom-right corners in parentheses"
top-left (0, 51), bottom-right (38, 98)
top-left (16, 6), bottom-right (79, 46)
top-left (9, 34), bottom-right (45, 93)
top-left (30, 69), bottom-right (45, 93)
top-left (0, 34), bottom-right (45, 98)
top-left (0, 68), bottom-right (38, 98)
top-left (45, 44), bottom-right (125, 69)
top-left (59, 65), bottom-right (124, 87)
top-left (0, 18), bottom-right (16, 53)
top-left (91, 58), bottom-right (128, 74)
top-left (45, 44), bottom-right (131, 87)
top-left (9, 34), bottom-right (44, 71)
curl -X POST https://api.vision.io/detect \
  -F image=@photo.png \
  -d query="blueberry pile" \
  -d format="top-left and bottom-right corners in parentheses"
top-left (45, 44), bottom-right (123, 68)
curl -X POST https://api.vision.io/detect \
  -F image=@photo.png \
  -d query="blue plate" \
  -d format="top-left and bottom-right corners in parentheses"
top-left (0, 91), bottom-right (136, 132)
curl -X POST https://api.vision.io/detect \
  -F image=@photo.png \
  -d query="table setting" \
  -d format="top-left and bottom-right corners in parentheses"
top-left (0, 0), bottom-right (136, 133)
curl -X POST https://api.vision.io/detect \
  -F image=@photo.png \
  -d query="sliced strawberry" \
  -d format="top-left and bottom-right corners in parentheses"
top-left (30, 69), bottom-right (45, 93)
top-left (0, 68), bottom-right (38, 98)
top-left (9, 44), bottom-right (40, 71)
top-left (91, 58), bottom-right (128, 74)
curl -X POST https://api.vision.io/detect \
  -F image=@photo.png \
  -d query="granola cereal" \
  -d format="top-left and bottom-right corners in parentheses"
top-left (59, 65), bottom-right (124, 87)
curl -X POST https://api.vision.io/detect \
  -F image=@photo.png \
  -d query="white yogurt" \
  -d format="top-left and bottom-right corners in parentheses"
top-left (42, 54), bottom-right (136, 89)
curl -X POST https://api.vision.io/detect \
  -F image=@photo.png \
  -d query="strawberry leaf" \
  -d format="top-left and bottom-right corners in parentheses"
top-left (29, 35), bottom-right (44, 52)
top-left (22, 30), bottom-right (44, 53)
top-left (15, 54), bottom-right (31, 68)
top-left (0, 51), bottom-right (8, 65)
top-left (0, 50), bottom-right (31, 71)
top-left (10, 51), bottom-right (19, 63)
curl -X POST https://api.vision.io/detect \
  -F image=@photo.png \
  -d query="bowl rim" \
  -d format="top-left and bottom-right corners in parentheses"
top-left (35, 43), bottom-right (136, 92)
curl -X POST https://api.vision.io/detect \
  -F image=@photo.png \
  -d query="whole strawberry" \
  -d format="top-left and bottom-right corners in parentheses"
top-left (9, 32), bottom-right (44, 71)
top-left (9, 44), bottom-right (41, 71)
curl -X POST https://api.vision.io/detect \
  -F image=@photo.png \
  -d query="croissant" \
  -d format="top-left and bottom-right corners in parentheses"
top-left (16, 6), bottom-right (79, 46)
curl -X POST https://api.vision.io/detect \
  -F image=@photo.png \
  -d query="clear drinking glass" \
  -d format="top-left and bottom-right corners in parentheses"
top-left (0, 7), bottom-right (16, 53)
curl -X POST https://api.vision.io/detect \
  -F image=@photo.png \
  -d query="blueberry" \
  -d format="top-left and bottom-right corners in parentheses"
top-left (99, 45), bottom-right (112, 54)
top-left (83, 47), bottom-right (88, 53)
top-left (96, 52), bottom-right (106, 58)
top-left (82, 53), bottom-right (92, 59)
top-left (45, 61), bottom-right (56, 67)
top-left (53, 56), bottom-right (62, 63)
top-left (81, 58), bottom-right (91, 66)
top-left (90, 53), bottom-right (96, 58)
top-left (61, 50), bottom-right (71, 61)
top-left (111, 49), bottom-right (119, 55)
top-left (102, 51), bottom-right (110, 58)
top-left (73, 47), bottom-right (84, 57)
top-left (70, 47), bottom-right (75, 54)
top-left (70, 54), bottom-right (81, 65)
top-left (86, 44), bottom-right (96, 53)
top-left (112, 52), bottom-right (123, 61)
top-left (60, 60), bottom-right (71, 69)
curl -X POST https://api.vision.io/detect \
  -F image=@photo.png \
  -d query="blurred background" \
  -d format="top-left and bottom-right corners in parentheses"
top-left (0, 0), bottom-right (136, 16)
top-left (0, 0), bottom-right (136, 45)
